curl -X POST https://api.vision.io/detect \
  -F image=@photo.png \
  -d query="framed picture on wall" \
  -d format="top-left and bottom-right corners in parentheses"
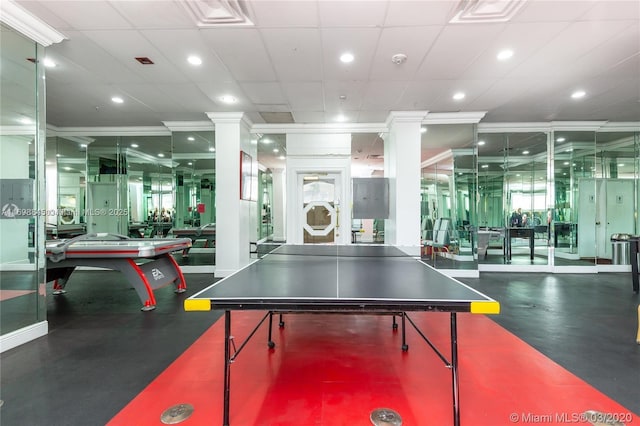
top-left (240, 151), bottom-right (252, 200)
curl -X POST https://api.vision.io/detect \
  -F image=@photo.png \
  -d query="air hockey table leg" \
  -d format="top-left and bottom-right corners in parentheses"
top-left (52, 279), bottom-right (67, 295)
top-left (636, 305), bottom-right (640, 345)
top-left (49, 267), bottom-right (75, 295)
top-left (166, 253), bottom-right (187, 293)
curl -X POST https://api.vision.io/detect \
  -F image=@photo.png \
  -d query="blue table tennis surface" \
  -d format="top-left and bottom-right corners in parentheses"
top-left (186, 245), bottom-right (499, 314)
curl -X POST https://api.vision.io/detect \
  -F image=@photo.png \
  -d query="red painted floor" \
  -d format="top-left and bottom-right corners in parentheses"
top-left (0, 289), bottom-right (35, 301)
top-left (107, 312), bottom-right (639, 426)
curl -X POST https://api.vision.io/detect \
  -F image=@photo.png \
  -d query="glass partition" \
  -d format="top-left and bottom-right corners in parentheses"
top-left (258, 169), bottom-right (273, 241)
top-left (0, 24), bottom-right (46, 339)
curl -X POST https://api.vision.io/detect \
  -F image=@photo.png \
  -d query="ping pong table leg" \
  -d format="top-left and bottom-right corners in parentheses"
top-left (223, 310), bottom-right (231, 426)
top-left (401, 313), bottom-right (408, 351)
top-left (267, 312), bottom-right (275, 348)
top-left (451, 313), bottom-right (460, 426)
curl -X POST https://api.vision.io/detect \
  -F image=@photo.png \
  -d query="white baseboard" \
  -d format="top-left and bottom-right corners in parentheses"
top-left (438, 269), bottom-right (479, 278)
top-left (0, 321), bottom-right (48, 353)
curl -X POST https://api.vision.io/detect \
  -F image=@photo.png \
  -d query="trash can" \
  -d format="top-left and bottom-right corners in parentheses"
top-left (611, 234), bottom-right (631, 264)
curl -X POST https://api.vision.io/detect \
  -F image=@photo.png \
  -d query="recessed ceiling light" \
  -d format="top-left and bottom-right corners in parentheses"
top-left (261, 138), bottom-right (272, 144)
top-left (340, 52), bottom-right (354, 63)
top-left (80, 144), bottom-right (87, 148)
top-left (618, 163), bottom-right (625, 167)
top-left (131, 143), bottom-right (139, 148)
top-left (481, 164), bottom-right (488, 168)
top-left (208, 147), bottom-right (216, 152)
top-left (63, 167), bottom-right (72, 171)
top-left (571, 90), bottom-right (586, 99)
top-left (273, 148), bottom-right (279, 153)
top-left (522, 150), bottom-right (530, 155)
top-left (187, 136), bottom-right (195, 141)
top-left (497, 49), bottom-right (513, 61)
top-left (556, 137), bottom-right (566, 142)
top-left (112, 96), bottom-right (124, 104)
top-left (56, 154), bottom-right (61, 157)
top-left (158, 153), bottom-right (165, 158)
top-left (188, 162), bottom-right (193, 166)
top-left (477, 140), bottom-right (485, 146)
top-left (563, 162), bottom-right (570, 165)
top-left (453, 92), bottom-right (465, 100)
top-left (420, 127), bottom-right (427, 133)
top-left (219, 95), bottom-right (237, 104)
top-left (278, 155), bottom-right (286, 160)
top-left (19, 117), bottom-right (32, 124)
top-left (43, 58), bottom-right (56, 68)
top-left (251, 139), bottom-right (258, 145)
top-left (187, 55), bottom-right (202, 65)
top-left (336, 114), bottom-right (347, 122)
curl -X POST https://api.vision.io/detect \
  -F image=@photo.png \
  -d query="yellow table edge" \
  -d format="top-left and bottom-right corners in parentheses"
top-left (470, 300), bottom-right (500, 314)
top-left (184, 299), bottom-right (211, 311)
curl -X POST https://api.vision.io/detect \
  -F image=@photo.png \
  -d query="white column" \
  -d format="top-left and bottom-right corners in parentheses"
top-left (271, 168), bottom-right (286, 242)
top-left (208, 112), bottom-right (255, 276)
top-left (385, 112), bottom-right (427, 255)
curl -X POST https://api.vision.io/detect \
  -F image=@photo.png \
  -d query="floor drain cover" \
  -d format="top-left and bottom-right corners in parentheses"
top-left (160, 403), bottom-right (194, 424)
top-left (370, 408), bottom-right (402, 426)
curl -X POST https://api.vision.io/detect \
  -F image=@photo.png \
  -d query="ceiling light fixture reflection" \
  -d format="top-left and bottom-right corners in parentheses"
top-left (43, 58), bottom-right (57, 68)
top-left (273, 148), bottom-right (279, 153)
top-left (278, 155), bottom-right (286, 160)
top-left (522, 150), bottom-right (529, 155)
top-left (336, 114), bottom-right (347, 122)
top-left (340, 52), bottom-right (354, 63)
top-left (420, 127), bottom-right (427, 133)
top-left (131, 143), bottom-right (139, 148)
top-left (261, 138), bottom-right (272, 144)
top-left (209, 147), bottom-right (216, 152)
top-left (158, 153), bottom-right (165, 158)
top-left (187, 136), bottom-right (195, 141)
top-left (19, 117), bottom-right (32, 124)
top-left (452, 92), bottom-right (465, 100)
top-left (111, 96), bottom-right (124, 104)
top-left (481, 164), bottom-right (488, 168)
top-left (477, 140), bottom-right (485, 146)
top-left (556, 137), bottom-right (566, 142)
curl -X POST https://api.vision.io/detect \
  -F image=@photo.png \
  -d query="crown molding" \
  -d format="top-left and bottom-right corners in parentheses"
top-left (162, 121), bottom-right (214, 132)
top-left (0, 0), bottom-right (67, 46)
top-left (424, 111), bottom-right (487, 124)
top-left (251, 122), bottom-right (388, 134)
top-left (47, 126), bottom-right (170, 137)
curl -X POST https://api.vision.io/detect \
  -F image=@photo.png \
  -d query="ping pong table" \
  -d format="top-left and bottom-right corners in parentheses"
top-left (46, 233), bottom-right (191, 311)
top-left (169, 223), bottom-right (216, 256)
top-left (185, 244), bottom-right (500, 426)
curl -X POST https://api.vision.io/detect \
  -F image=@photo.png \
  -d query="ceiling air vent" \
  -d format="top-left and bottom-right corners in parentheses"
top-left (135, 57), bottom-right (154, 65)
top-left (450, 0), bottom-right (527, 23)
top-left (180, 0), bottom-right (254, 27)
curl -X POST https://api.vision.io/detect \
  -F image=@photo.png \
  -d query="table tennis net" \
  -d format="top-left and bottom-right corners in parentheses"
top-left (252, 243), bottom-right (421, 259)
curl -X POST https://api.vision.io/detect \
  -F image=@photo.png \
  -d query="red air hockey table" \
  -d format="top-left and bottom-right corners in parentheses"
top-left (46, 233), bottom-right (191, 311)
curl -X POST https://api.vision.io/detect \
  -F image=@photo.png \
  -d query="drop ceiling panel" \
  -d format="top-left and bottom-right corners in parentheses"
top-left (513, 1), bottom-right (597, 23)
top-left (580, 1), bottom-right (640, 20)
top-left (291, 111), bottom-right (326, 123)
top-left (513, 21), bottom-right (632, 78)
top-left (369, 26), bottom-right (442, 81)
top-left (282, 82), bottom-right (324, 110)
top-left (360, 81), bottom-right (408, 110)
top-left (26, 0), bottom-right (133, 30)
top-left (318, 1), bottom-right (388, 27)
top-left (14, 1), bottom-right (72, 30)
top-left (321, 28), bottom-right (381, 80)
top-left (195, 80), bottom-right (250, 108)
top-left (118, 83), bottom-right (213, 114)
top-left (80, 30), bottom-right (190, 83)
top-left (140, 29), bottom-right (234, 83)
top-left (415, 24), bottom-right (507, 80)
top-left (199, 28), bottom-right (277, 81)
top-left (461, 22), bottom-right (568, 79)
top-left (250, 1), bottom-right (319, 27)
top-left (384, 2), bottom-right (456, 26)
top-left (356, 110), bottom-right (390, 123)
top-left (239, 82), bottom-right (288, 104)
top-left (260, 28), bottom-right (323, 81)
top-left (323, 80), bottom-right (367, 111)
top-left (109, 1), bottom-right (193, 29)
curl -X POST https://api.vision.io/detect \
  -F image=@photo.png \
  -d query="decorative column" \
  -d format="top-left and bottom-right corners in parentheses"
top-left (208, 112), bottom-right (255, 276)
top-left (385, 111), bottom-right (428, 255)
top-left (271, 167), bottom-right (286, 242)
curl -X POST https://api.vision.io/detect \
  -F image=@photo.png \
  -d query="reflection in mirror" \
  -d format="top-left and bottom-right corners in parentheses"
top-left (576, 130), bottom-right (638, 265)
top-left (421, 124), bottom-right (476, 270)
top-left (478, 132), bottom-right (549, 266)
top-left (553, 131), bottom-right (594, 266)
top-left (170, 131), bottom-right (215, 266)
top-left (255, 134), bottom-right (286, 244)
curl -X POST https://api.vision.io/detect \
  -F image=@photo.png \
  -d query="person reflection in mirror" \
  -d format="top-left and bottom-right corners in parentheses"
top-left (521, 213), bottom-right (528, 227)
top-left (510, 208), bottom-right (523, 227)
